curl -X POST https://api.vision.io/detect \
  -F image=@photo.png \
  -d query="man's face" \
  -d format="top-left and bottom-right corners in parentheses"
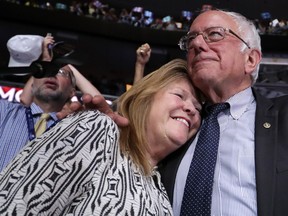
top-left (32, 65), bottom-right (75, 103)
top-left (186, 10), bottom-right (249, 97)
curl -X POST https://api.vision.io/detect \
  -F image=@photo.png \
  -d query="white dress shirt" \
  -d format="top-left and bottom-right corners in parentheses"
top-left (173, 87), bottom-right (257, 216)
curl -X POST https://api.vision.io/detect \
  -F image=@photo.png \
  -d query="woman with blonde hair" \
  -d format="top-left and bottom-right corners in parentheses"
top-left (0, 59), bottom-right (202, 215)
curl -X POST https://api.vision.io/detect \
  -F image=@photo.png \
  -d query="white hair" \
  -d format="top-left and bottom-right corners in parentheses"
top-left (222, 10), bottom-right (262, 84)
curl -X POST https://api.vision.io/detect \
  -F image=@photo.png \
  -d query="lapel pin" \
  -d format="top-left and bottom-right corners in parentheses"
top-left (263, 122), bottom-right (271, 129)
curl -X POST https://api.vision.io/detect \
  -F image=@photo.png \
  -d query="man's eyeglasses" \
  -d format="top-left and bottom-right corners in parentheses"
top-left (56, 68), bottom-right (76, 87)
top-left (178, 26), bottom-right (251, 51)
top-left (57, 68), bottom-right (71, 79)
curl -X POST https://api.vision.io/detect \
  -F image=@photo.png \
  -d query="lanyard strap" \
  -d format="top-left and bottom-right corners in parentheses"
top-left (25, 107), bottom-right (36, 141)
top-left (25, 107), bottom-right (60, 141)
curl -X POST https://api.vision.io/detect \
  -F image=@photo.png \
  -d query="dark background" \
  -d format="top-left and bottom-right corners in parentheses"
top-left (103, 0), bottom-right (288, 20)
top-left (0, 1), bottom-right (287, 96)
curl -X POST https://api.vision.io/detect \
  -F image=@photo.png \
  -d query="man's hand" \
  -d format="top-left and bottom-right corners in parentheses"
top-left (56, 94), bottom-right (129, 127)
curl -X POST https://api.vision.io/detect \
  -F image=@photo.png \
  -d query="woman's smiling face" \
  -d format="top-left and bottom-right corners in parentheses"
top-left (146, 78), bottom-right (201, 161)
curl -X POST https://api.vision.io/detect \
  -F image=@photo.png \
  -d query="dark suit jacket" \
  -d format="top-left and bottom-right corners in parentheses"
top-left (159, 88), bottom-right (288, 216)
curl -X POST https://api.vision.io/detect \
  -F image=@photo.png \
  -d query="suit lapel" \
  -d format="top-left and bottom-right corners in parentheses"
top-left (253, 89), bottom-right (277, 216)
top-left (158, 137), bottom-right (194, 203)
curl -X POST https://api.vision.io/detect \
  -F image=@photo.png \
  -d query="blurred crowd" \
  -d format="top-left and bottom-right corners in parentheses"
top-left (4, 0), bottom-right (288, 35)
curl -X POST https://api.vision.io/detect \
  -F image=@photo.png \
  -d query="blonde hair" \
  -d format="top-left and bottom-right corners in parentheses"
top-left (116, 58), bottom-right (198, 175)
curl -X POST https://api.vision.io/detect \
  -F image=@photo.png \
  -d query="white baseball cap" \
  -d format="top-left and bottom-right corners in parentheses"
top-left (7, 35), bottom-right (44, 67)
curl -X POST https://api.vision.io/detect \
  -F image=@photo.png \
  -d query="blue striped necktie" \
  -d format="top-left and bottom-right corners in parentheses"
top-left (180, 103), bottom-right (230, 216)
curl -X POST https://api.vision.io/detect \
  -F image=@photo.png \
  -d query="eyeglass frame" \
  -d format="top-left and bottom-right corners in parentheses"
top-left (57, 67), bottom-right (76, 87)
top-left (178, 26), bottom-right (251, 51)
top-left (57, 68), bottom-right (71, 79)
top-left (56, 68), bottom-right (75, 86)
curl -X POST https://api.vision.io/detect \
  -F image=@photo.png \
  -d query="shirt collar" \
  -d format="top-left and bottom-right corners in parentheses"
top-left (226, 87), bottom-right (255, 120)
top-left (30, 102), bottom-right (58, 121)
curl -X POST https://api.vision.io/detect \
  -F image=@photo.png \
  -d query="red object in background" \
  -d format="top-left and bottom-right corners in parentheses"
top-left (0, 85), bottom-right (23, 103)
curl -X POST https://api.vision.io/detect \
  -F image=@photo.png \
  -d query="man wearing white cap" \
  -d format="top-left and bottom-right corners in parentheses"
top-left (0, 34), bottom-right (77, 172)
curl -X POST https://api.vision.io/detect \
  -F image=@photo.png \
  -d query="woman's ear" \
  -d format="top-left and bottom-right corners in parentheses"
top-left (245, 49), bottom-right (262, 75)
